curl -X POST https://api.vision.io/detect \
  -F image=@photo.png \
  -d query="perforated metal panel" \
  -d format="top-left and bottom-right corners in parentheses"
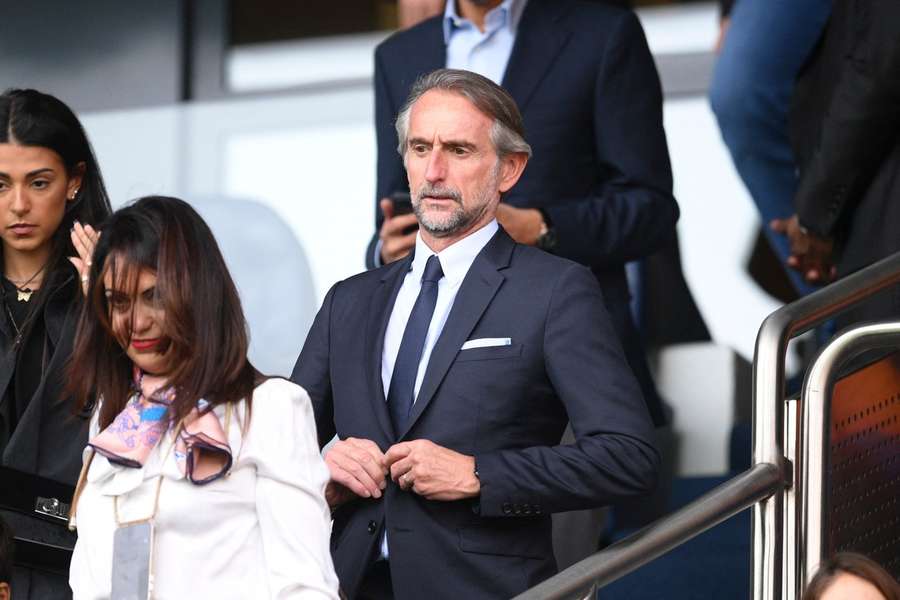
top-left (827, 352), bottom-right (900, 578)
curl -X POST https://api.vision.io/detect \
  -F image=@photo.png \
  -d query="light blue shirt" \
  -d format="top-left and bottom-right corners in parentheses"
top-left (379, 219), bottom-right (500, 559)
top-left (443, 0), bottom-right (527, 85)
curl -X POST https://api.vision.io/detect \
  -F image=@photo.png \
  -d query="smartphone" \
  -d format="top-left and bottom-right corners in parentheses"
top-left (390, 191), bottom-right (414, 216)
top-left (389, 191), bottom-right (418, 235)
top-left (111, 521), bottom-right (154, 600)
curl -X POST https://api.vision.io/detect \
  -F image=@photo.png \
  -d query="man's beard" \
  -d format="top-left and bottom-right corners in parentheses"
top-left (412, 166), bottom-right (500, 238)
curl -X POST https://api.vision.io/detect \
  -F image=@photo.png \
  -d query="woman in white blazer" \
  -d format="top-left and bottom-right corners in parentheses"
top-left (66, 196), bottom-right (339, 599)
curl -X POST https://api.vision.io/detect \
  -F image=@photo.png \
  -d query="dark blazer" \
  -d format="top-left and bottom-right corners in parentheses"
top-left (293, 228), bottom-right (658, 599)
top-left (0, 271), bottom-right (85, 600)
top-left (0, 272), bottom-right (86, 484)
top-left (790, 0), bottom-right (900, 325)
top-left (368, 0), bottom-right (679, 425)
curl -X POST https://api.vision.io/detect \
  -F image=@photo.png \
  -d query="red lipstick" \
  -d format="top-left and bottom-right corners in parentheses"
top-left (131, 338), bottom-right (160, 351)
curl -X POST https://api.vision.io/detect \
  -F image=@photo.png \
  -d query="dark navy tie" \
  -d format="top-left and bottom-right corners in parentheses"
top-left (387, 254), bottom-right (444, 437)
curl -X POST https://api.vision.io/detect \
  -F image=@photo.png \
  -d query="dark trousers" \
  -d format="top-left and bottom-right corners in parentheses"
top-left (357, 560), bottom-right (394, 600)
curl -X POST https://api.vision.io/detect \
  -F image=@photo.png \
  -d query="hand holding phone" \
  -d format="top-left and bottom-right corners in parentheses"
top-left (379, 191), bottom-right (418, 264)
top-left (389, 191), bottom-right (414, 216)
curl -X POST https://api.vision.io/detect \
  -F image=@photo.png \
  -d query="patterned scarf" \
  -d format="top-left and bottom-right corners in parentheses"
top-left (89, 369), bottom-right (232, 485)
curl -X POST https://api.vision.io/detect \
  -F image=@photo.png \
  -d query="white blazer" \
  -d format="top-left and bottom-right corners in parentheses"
top-left (69, 378), bottom-right (339, 599)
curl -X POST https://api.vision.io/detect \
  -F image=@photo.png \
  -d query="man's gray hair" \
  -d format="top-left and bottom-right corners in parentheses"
top-left (395, 68), bottom-right (533, 160)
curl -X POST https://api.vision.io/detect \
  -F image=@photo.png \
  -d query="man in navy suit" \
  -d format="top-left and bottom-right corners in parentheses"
top-left (368, 0), bottom-right (678, 432)
top-left (293, 69), bottom-right (658, 600)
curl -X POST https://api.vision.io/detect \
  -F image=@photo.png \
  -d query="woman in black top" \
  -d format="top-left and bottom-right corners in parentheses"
top-left (0, 89), bottom-right (111, 599)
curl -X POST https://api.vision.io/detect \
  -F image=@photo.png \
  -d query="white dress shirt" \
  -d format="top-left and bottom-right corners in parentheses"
top-left (69, 379), bottom-right (339, 599)
top-left (381, 220), bottom-right (499, 402)
top-left (378, 219), bottom-right (498, 558)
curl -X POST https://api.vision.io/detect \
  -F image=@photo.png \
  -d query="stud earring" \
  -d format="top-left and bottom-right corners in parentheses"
top-left (69, 187), bottom-right (80, 201)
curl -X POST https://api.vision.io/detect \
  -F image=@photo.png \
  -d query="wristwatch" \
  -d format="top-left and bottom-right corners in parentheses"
top-left (535, 209), bottom-right (558, 252)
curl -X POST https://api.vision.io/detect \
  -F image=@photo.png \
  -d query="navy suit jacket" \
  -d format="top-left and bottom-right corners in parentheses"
top-left (368, 0), bottom-right (678, 425)
top-left (293, 228), bottom-right (658, 599)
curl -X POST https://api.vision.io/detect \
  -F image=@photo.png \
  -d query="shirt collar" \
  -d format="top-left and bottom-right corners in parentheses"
top-left (442, 0), bottom-right (526, 45)
top-left (410, 219), bottom-right (499, 286)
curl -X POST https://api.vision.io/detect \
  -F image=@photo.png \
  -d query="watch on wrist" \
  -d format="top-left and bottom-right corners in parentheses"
top-left (535, 209), bottom-right (558, 252)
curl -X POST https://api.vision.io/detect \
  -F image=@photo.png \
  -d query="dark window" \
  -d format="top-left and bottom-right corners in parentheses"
top-left (229, 0), bottom-right (707, 46)
top-left (231, 0), bottom-right (398, 45)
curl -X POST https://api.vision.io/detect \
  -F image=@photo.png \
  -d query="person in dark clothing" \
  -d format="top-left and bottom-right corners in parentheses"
top-left (0, 89), bottom-right (112, 600)
top-left (710, 0), bottom-right (831, 297)
top-left (0, 516), bottom-right (11, 600)
top-left (773, 0), bottom-right (900, 326)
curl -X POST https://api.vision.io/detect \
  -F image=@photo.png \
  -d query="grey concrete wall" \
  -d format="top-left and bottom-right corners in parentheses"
top-left (0, 0), bottom-right (184, 112)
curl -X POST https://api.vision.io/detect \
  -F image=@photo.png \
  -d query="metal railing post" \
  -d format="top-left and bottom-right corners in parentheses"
top-left (752, 252), bottom-right (900, 600)
top-left (513, 251), bottom-right (900, 600)
top-left (798, 322), bottom-right (900, 597)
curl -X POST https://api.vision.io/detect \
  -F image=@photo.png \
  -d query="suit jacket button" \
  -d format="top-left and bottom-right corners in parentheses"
top-left (367, 520), bottom-right (378, 534)
top-left (513, 503), bottom-right (522, 515)
top-left (523, 505), bottom-right (532, 516)
top-left (502, 502), bottom-right (513, 515)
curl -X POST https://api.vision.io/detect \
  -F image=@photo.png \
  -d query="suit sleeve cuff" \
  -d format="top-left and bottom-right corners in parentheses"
top-left (472, 452), bottom-right (545, 518)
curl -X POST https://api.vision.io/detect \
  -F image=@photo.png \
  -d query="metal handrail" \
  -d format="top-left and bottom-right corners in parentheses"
top-left (513, 463), bottom-right (782, 600)
top-left (515, 250), bottom-right (900, 600)
top-left (798, 322), bottom-right (900, 596)
top-left (751, 251), bottom-right (900, 600)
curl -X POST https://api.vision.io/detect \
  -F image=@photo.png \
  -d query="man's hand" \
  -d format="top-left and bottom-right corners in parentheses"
top-left (770, 215), bottom-right (837, 284)
top-left (379, 198), bottom-right (418, 264)
top-left (323, 437), bottom-right (388, 508)
top-left (496, 203), bottom-right (544, 246)
top-left (385, 440), bottom-right (480, 501)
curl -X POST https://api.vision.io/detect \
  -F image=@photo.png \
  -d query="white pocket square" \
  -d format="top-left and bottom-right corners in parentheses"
top-left (460, 337), bottom-right (512, 350)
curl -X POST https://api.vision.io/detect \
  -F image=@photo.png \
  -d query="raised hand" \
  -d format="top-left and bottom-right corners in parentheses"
top-left (378, 198), bottom-right (418, 264)
top-left (69, 220), bottom-right (100, 295)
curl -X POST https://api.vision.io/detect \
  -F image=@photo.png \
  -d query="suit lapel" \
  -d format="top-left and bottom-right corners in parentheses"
top-left (502, 0), bottom-right (573, 113)
top-left (399, 230), bottom-right (516, 439)
top-left (365, 256), bottom-right (413, 442)
top-left (403, 18), bottom-right (446, 89)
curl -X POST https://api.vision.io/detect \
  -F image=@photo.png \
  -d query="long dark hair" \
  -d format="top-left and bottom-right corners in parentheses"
top-left (68, 196), bottom-right (259, 428)
top-left (803, 552), bottom-right (899, 600)
top-left (0, 88), bottom-right (112, 305)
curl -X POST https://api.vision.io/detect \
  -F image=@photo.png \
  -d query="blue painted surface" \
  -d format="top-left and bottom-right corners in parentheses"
top-left (601, 476), bottom-right (751, 600)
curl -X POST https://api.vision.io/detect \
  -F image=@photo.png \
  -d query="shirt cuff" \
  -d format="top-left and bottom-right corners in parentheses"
top-left (373, 238), bottom-right (385, 268)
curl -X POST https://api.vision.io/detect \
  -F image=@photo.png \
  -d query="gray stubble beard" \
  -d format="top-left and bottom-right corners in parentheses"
top-left (412, 164), bottom-right (500, 238)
